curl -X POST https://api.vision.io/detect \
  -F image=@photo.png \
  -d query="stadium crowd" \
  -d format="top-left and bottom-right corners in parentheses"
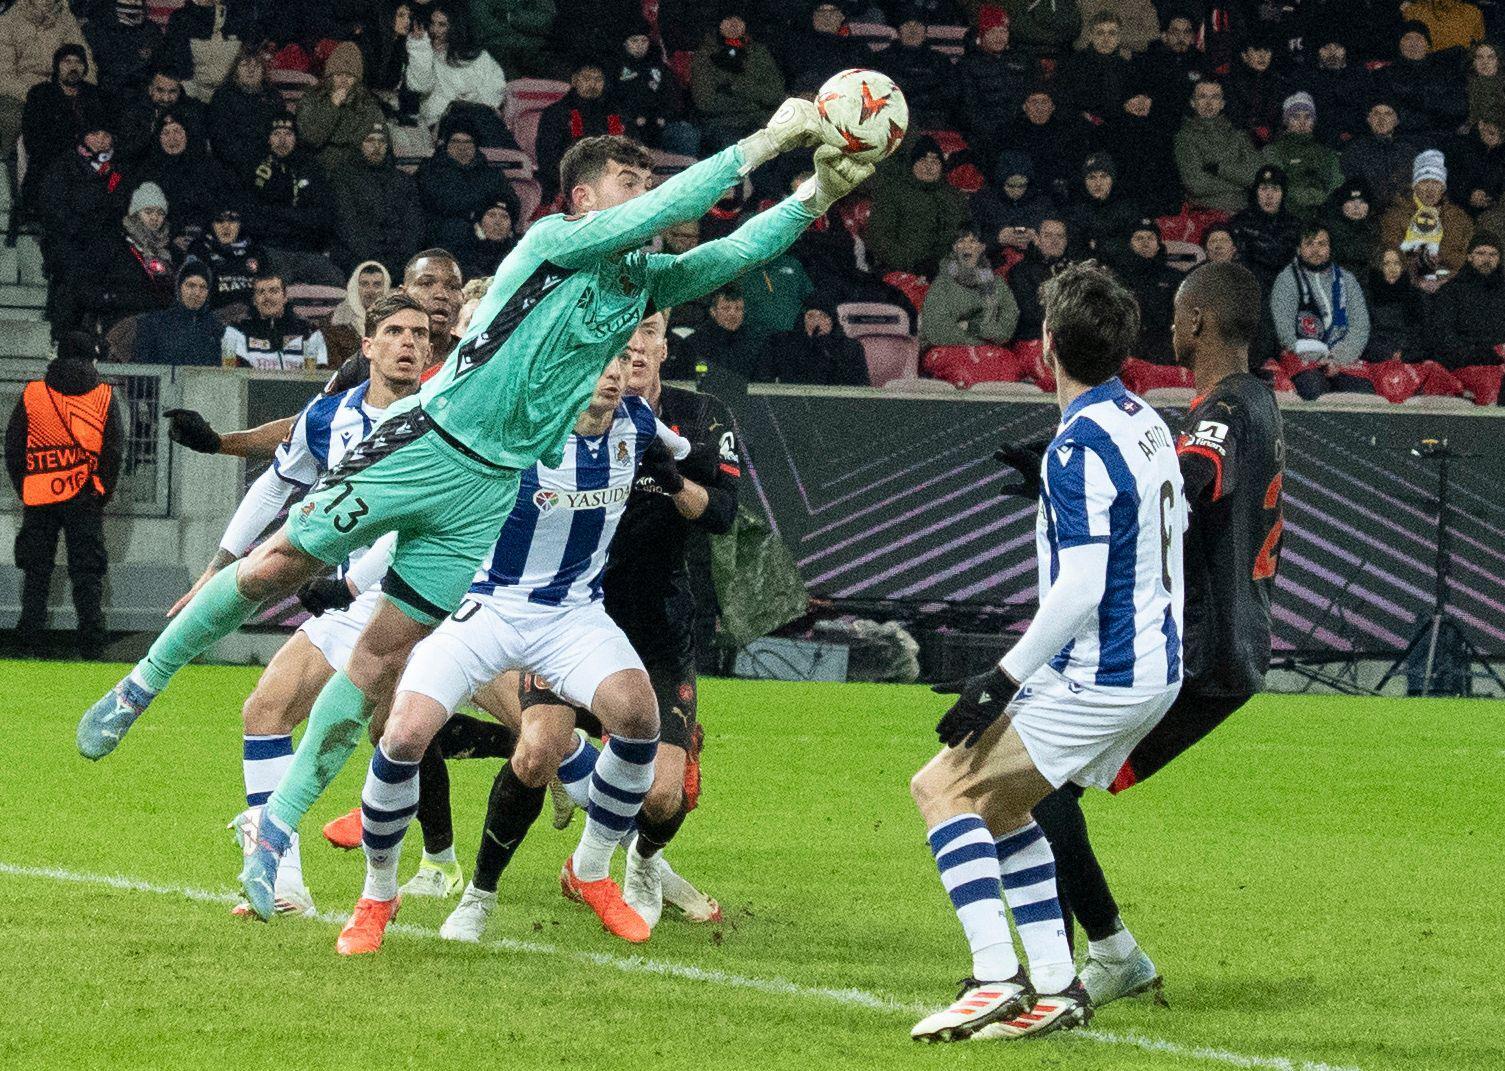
top-left (5, 0), bottom-right (1505, 402)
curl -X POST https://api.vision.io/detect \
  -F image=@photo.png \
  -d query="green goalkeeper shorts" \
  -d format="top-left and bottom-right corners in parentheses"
top-left (284, 405), bottom-right (519, 625)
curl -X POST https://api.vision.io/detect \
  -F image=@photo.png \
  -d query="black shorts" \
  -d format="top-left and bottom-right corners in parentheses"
top-left (1110, 688), bottom-right (1252, 792)
top-left (517, 663), bottom-right (698, 751)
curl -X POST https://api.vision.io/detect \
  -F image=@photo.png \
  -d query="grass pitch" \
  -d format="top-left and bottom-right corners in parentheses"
top-left (1, 661), bottom-right (1500, 1071)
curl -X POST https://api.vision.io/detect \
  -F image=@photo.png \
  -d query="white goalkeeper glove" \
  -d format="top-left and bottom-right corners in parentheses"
top-left (796, 144), bottom-right (875, 217)
top-left (738, 98), bottom-right (824, 171)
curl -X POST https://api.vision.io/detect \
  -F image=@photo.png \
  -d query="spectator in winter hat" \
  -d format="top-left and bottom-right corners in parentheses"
top-left (1069, 151), bottom-right (1139, 264)
top-left (135, 256), bottom-right (227, 366)
top-left (19, 44), bottom-right (106, 216)
top-left (38, 123), bottom-right (128, 298)
top-left (457, 197), bottom-right (518, 280)
top-left (206, 46), bottom-right (285, 179)
top-left (115, 68), bottom-right (204, 163)
top-left (1262, 92), bottom-right (1343, 218)
top-left (1381, 19), bottom-right (1467, 136)
top-left (297, 39), bottom-right (386, 174)
top-left (1305, 30), bottom-right (1374, 144)
top-left (1226, 25), bottom-right (1290, 136)
top-left (764, 295), bottom-right (871, 386)
top-left (980, 151), bottom-right (1055, 243)
top-left (958, 6), bottom-right (1032, 157)
top-left (1380, 148), bottom-right (1475, 278)
top-left (329, 119), bottom-right (425, 278)
top-left (1098, 69), bottom-right (1180, 216)
top-left (74, 179), bottom-right (176, 331)
top-left (690, 9), bottom-right (787, 149)
top-left (1432, 230), bottom-right (1505, 367)
top-left (1321, 179), bottom-right (1380, 277)
top-left (1005, 82), bottom-right (1092, 204)
top-left (1114, 215), bottom-right (1180, 362)
top-left (1230, 164), bottom-right (1302, 288)
top-left (535, 60), bottom-right (627, 203)
top-left (416, 110), bottom-right (518, 250)
top-left (1136, 10), bottom-right (1206, 115)
top-left (611, 17), bottom-right (690, 153)
top-left (866, 134), bottom-right (970, 275)
top-left (186, 204), bottom-right (263, 311)
top-left (0, 0), bottom-right (94, 157)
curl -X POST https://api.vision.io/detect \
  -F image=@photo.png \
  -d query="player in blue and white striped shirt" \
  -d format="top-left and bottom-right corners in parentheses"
top-left (361, 350), bottom-right (688, 948)
top-left (909, 262), bottom-right (1188, 1043)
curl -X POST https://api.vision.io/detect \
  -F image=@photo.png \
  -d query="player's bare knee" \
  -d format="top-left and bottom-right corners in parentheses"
top-left (242, 685), bottom-right (294, 736)
top-left (513, 724), bottom-right (571, 787)
top-left (592, 669), bottom-right (659, 739)
top-left (641, 777), bottom-right (682, 823)
top-left (235, 539), bottom-right (317, 602)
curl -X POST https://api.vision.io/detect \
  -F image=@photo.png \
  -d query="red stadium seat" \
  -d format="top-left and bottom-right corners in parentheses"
top-left (1156, 205), bottom-right (1230, 245)
top-left (1120, 358), bottom-right (1193, 395)
top-left (1455, 364), bottom-right (1504, 405)
top-left (921, 344), bottom-right (1030, 387)
top-left (836, 301), bottom-right (911, 337)
top-left (920, 129), bottom-right (969, 155)
top-left (148, 0), bottom-right (184, 27)
top-left (860, 335), bottom-right (920, 385)
top-left (503, 79), bottom-right (570, 162)
top-left (668, 51), bottom-right (693, 87)
top-left (1012, 338), bottom-right (1052, 391)
top-left (882, 271), bottom-right (930, 313)
top-left (483, 148), bottom-right (543, 230)
top-left (926, 24), bottom-right (967, 56)
top-left (268, 68), bottom-right (317, 112)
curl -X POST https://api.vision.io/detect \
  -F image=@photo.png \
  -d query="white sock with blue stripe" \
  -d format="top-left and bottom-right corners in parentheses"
top-left (360, 743), bottom-right (420, 901)
top-left (557, 733), bottom-right (600, 809)
top-left (243, 734), bottom-right (302, 881)
top-left (928, 814), bottom-right (1020, 982)
top-left (573, 734), bottom-right (657, 881)
top-left (996, 820), bottom-right (1074, 993)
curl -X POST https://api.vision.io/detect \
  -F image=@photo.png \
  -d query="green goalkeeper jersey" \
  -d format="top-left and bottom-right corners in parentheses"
top-left (418, 143), bottom-right (816, 470)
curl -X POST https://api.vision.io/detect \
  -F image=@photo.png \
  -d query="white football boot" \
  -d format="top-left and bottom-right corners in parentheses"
top-left (911, 971), bottom-right (1034, 1043)
top-left (439, 884), bottom-right (497, 943)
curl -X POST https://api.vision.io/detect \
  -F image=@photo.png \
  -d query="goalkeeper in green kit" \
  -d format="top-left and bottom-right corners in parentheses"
top-left (77, 102), bottom-right (870, 902)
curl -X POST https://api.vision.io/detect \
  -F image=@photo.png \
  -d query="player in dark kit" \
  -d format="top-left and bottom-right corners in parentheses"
top-left (1017, 260), bottom-right (1285, 1008)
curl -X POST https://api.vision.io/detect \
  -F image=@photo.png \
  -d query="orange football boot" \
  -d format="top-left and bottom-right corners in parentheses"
top-left (322, 806), bottom-right (362, 850)
top-left (560, 858), bottom-right (650, 943)
top-left (335, 896), bottom-right (400, 955)
top-left (682, 722), bottom-right (704, 811)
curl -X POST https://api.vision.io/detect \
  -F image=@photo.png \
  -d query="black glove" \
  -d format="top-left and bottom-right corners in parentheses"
top-left (932, 666), bottom-right (1019, 748)
top-left (164, 408), bottom-right (222, 454)
top-left (1202, 160), bottom-right (1220, 176)
top-left (677, 443), bottom-right (720, 484)
top-left (297, 576), bottom-right (355, 617)
top-left (638, 439), bottom-right (685, 494)
top-left (994, 438), bottom-right (1047, 498)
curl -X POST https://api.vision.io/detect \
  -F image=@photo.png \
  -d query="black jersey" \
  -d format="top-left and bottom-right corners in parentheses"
top-left (1176, 372), bottom-right (1285, 696)
top-left (602, 385), bottom-right (740, 666)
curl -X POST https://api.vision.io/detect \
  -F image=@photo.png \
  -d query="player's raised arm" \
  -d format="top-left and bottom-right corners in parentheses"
top-left (531, 101), bottom-right (825, 270)
top-left (642, 145), bottom-right (873, 309)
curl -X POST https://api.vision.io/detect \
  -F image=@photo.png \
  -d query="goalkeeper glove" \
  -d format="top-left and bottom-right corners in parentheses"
top-left (738, 98), bottom-right (824, 170)
top-left (297, 576), bottom-right (356, 617)
top-left (798, 144), bottom-right (875, 217)
top-left (164, 408), bottom-right (222, 454)
top-left (994, 438), bottom-right (1048, 499)
top-left (638, 439), bottom-right (685, 494)
top-left (932, 666), bottom-right (1019, 749)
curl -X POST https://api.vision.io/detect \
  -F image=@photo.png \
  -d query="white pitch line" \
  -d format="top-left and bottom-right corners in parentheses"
top-left (0, 861), bottom-right (1361, 1071)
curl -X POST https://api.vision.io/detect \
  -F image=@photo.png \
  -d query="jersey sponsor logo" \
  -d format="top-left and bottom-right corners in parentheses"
top-left (1116, 397), bottom-right (1142, 414)
top-left (1189, 420), bottom-right (1229, 452)
top-left (719, 430), bottom-right (737, 464)
top-left (533, 485), bottom-right (631, 514)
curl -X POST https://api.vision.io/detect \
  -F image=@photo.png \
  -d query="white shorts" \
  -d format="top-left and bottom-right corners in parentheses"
top-left (1009, 668), bottom-right (1180, 790)
top-left (397, 595), bottom-right (644, 714)
top-left (298, 588), bottom-right (382, 672)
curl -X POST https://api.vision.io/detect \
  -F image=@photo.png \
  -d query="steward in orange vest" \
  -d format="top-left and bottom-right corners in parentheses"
top-left (5, 332), bottom-right (123, 659)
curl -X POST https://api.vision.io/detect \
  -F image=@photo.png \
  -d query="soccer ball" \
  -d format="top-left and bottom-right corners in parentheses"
top-left (815, 69), bottom-right (909, 164)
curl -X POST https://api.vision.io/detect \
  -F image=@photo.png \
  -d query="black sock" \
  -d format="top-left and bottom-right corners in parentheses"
top-left (1032, 784), bottom-right (1121, 943)
top-left (634, 805), bottom-right (687, 859)
top-left (416, 741), bottom-right (453, 856)
top-left (435, 711), bottom-right (516, 760)
top-left (473, 764), bottom-right (546, 892)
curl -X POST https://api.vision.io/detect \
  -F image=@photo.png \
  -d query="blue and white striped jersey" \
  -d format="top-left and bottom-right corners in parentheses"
top-left (271, 382), bottom-right (381, 487)
top-left (1037, 377), bottom-right (1187, 692)
top-left (471, 396), bottom-right (658, 607)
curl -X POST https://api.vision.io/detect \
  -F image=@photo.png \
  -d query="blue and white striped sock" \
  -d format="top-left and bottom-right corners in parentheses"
top-left (929, 814), bottom-right (1020, 982)
top-left (557, 734), bottom-right (600, 809)
top-left (573, 734), bottom-right (657, 880)
top-left (243, 734), bottom-right (303, 881)
top-left (996, 820), bottom-right (1074, 993)
top-left (360, 743), bottom-right (420, 901)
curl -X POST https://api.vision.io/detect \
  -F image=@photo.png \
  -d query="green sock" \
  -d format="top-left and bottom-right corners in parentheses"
top-left (136, 566), bottom-right (259, 692)
top-left (265, 671), bottom-right (370, 832)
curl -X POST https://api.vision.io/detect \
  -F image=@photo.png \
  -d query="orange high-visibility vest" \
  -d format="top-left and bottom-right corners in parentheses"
top-left (20, 380), bottom-right (112, 506)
